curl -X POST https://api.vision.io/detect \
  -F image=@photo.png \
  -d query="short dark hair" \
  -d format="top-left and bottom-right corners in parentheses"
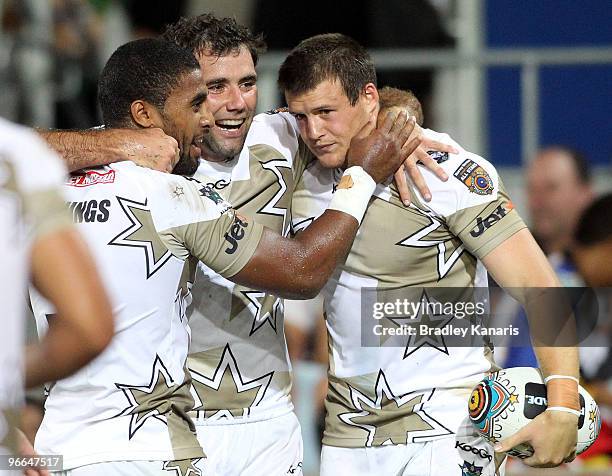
top-left (278, 33), bottom-right (377, 106)
top-left (98, 38), bottom-right (200, 128)
top-left (378, 87), bottom-right (424, 126)
top-left (574, 193), bottom-right (612, 246)
top-left (162, 14), bottom-right (266, 65)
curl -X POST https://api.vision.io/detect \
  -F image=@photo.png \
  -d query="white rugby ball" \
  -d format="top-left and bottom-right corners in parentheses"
top-left (468, 367), bottom-right (601, 458)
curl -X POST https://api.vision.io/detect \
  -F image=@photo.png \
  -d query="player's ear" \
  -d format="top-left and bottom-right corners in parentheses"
top-left (362, 83), bottom-right (379, 115)
top-left (130, 100), bottom-right (162, 128)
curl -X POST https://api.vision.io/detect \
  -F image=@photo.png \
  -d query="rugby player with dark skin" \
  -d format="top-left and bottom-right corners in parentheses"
top-left (59, 37), bottom-right (422, 300)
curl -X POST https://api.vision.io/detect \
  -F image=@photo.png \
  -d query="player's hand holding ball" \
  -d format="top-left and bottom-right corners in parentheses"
top-left (469, 367), bottom-right (601, 468)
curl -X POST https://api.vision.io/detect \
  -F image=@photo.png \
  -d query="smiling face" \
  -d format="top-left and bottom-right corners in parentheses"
top-left (286, 79), bottom-right (378, 169)
top-left (196, 46), bottom-right (257, 162)
top-left (158, 69), bottom-right (212, 175)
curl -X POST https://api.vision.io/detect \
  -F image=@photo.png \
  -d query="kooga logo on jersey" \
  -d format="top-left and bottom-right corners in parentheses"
top-left (470, 203), bottom-right (513, 238)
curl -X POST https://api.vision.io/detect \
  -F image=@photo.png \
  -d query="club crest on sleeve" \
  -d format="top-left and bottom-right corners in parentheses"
top-left (453, 159), bottom-right (494, 195)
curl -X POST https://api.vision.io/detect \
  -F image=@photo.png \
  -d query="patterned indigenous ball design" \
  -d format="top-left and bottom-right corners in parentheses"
top-left (468, 367), bottom-right (601, 459)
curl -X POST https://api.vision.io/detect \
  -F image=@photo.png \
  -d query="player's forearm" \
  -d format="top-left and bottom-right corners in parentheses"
top-left (25, 318), bottom-right (110, 388)
top-left (38, 128), bottom-right (126, 172)
top-left (236, 210), bottom-right (358, 299)
top-left (533, 346), bottom-right (579, 380)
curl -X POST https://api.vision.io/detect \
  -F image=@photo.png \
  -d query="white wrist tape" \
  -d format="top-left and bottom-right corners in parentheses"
top-left (328, 166), bottom-right (376, 224)
top-left (546, 406), bottom-right (581, 417)
top-left (544, 375), bottom-right (580, 385)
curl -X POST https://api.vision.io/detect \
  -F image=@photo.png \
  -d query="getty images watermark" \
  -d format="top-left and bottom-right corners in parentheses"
top-left (360, 286), bottom-right (608, 349)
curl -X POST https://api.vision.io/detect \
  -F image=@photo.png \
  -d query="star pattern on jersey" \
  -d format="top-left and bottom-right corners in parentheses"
top-left (338, 370), bottom-right (452, 446)
top-left (172, 186), bottom-right (185, 199)
top-left (244, 290), bottom-right (282, 335)
top-left (114, 355), bottom-right (178, 439)
top-left (257, 157), bottom-right (292, 217)
top-left (290, 216), bottom-right (315, 235)
top-left (162, 458), bottom-right (203, 476)
top-left (387, 289), bottom-right (455, 359)
top-left (108, 196), bottom-right (172, 279)
top-left (256, 157), bottom-right (292, 236)
top-left (228, 287), bottom-right (282, 336)
top-left (395, 212), bottom-right (465, 280)
top-left (189, 344), bottom-right (273, 420)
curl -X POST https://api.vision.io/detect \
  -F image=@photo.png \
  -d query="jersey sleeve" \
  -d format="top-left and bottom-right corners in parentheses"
top-left (0, 120), bottom-right (73, 239)
top-left (449, 178), bottom-right (526, 258)
top-left (421, 139), bottom-right (526, 259)
top-left (153, 176), bottom-right (264, 278)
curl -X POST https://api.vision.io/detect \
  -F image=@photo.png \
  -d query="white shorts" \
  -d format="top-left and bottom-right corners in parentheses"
top-left (195, 411), bottom-right (303, 476)
top-left (320, 432), bottom-right (505, 476)
top-left (51, 458), bottom-right (203, 476)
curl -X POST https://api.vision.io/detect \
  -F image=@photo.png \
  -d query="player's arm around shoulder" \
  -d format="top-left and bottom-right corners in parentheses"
top-left (39, 127), bottom-right (179, 173)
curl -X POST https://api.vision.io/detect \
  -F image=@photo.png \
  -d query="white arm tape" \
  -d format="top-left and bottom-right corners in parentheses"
top-left (327, 166), bottom-right (376, 224)
top-left (546, 406), bottom-right (581, 417)
top-left (544, 375), bottom-right (580, 385)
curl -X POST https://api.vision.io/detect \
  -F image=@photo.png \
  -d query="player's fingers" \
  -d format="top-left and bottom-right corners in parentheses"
top-left (495, 427), bottom-right (530, 454)
top-left (388, 110), bottom-right (409, 138)
top-left (404, 159), bottom-right (431, 202)
top-left (401, 135), bottom-right (422, 160)
top-left (396, 116), bottom-right (417, 148)
top-left (394, 166), bottom-right (411, 206)
top-left (416, 148), bottom-right (449, 181)
top-left (379, 110), bottom-right (398, 135)
top-left (421, 137), bottom-right (459, 155)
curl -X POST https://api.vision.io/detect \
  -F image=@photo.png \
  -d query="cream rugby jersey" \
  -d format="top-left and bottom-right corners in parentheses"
top-left (30, 161), bottom-right (263, 469)
top-left (187, 111), bottom-right (307, 423)
top-left (291, 129), bottom-right (527, 448)
top-left (0, 119), bottom-right (71, 461)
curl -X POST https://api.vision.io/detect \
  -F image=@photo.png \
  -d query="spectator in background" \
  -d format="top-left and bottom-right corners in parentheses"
top-left (2, 0), bottom-right (104, 128)
top-left (571, 193), bottom-right (612, 468)
top-left (527, 146), bottom-right (595, 282)
top-left (500, 146), bottom-right (595, 369)
top-left (573, 193), bottom-right (612, 287)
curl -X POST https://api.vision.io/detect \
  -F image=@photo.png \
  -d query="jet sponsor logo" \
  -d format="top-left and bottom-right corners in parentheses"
top-left (470, 203), bottom-right (513, 238)
top-left (224, 213), bottom-right (249, 254)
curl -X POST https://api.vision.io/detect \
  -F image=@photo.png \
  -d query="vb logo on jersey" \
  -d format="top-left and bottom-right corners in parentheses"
top-left (224, 213), bottom-right (249, 254)
top-left (453, 159), bottom-right (494, 195)
top-left (459, 460), bottom-right (483, 476)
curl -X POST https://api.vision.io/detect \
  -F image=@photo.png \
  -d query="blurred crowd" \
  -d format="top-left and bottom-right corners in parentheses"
top-left (0, 0), bottom-right (451, 129)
